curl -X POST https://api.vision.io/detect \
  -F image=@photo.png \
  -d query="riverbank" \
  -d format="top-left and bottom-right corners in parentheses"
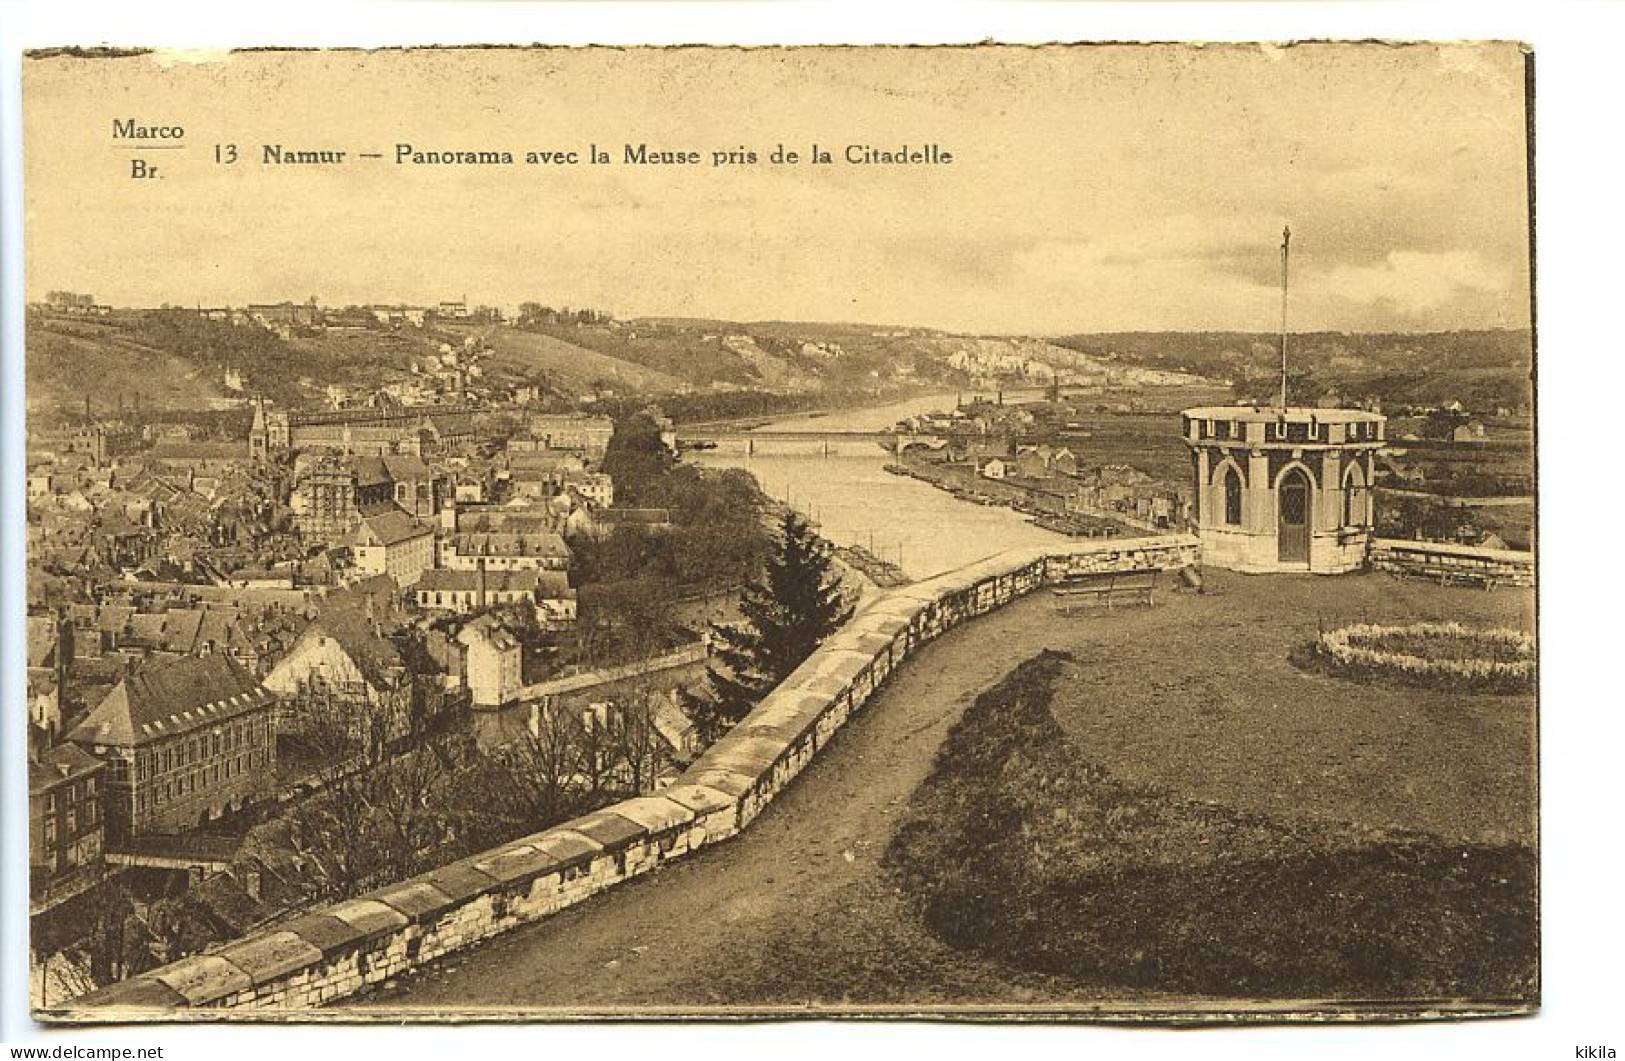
top-left (884, 456), bottom-right (1135, 537)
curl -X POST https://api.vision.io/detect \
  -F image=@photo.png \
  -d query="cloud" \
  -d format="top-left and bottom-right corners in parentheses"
top-left (1314, 249), bottom-right (1517, 318)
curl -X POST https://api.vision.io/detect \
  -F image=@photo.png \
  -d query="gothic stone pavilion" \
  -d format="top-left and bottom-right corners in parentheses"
top-left (1182, 406), bottom-right (1385, 574)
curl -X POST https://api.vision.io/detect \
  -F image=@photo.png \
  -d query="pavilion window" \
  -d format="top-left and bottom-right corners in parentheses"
top-left (1223, 468), bottom-right (1242, 526)
top-left (1343, 470), bottom-right (1368, 528)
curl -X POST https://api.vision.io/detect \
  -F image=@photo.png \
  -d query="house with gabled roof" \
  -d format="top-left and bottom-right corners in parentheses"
top-left (351, 503), bottom-right (434, 587)
top-left (29, 742), bottom-right (107, 911)
top-left (456, 614), bottom-right (524, 708)
top-left (65, 654), bottom-right (277, 839)
top-left (259, 591), bottom-right (452, 759)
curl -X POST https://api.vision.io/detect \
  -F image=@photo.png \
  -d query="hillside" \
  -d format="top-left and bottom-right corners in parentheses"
top-left (27, 308), bottom-right (1531, 422)
top-left (26, 318), bottom-right (238, 415)
top-left (439, 323), bottom-right (688, 395)
top-left (1052, 330), bottom-right (1534, 412)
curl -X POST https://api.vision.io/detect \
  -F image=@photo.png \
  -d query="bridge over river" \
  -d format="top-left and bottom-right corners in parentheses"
top-left (678, 428), bottom-right (922, 457)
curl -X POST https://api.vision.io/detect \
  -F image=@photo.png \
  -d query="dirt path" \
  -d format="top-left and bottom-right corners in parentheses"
top-left (358, 590), bottom-right (1131, 1015)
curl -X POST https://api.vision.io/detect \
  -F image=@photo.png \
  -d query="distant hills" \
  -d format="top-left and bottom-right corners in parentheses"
top-left (25, 307), bottom-right (1534, 424)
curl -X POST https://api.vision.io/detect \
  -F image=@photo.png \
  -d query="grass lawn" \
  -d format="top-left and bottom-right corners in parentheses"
top-left (1042, 569), bottom-right (1535, 845)
top-left (887, 571), bottom-right (1538, 1003)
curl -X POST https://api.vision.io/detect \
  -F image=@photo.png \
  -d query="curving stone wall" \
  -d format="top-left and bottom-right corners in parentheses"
top-left (62, 535), bottom-right (1200, 1018)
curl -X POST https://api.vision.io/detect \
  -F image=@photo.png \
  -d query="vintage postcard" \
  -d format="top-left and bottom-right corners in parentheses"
top-left (21, 42), bottom-right (1536, 1023)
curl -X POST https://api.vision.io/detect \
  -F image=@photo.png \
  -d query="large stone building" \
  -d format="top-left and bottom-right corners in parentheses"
top-left (1182, 405), bottom-right (1384, 574)
top-left (292, 454), bottom-right (440, 540)
top-left (414, 568), bottom-right (577, 625)
top-left (522, 414), bottom-right (614, 460)
top-left (250, 398), bottom-right (481, 461)
top-left (439, 530), bottom-right (571, 573)
top-left (65, 655), bottom-right (278, 839)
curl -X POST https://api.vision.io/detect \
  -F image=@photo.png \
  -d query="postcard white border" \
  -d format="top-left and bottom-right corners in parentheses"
top-left (2, 3), bottom-right (1620, 1058)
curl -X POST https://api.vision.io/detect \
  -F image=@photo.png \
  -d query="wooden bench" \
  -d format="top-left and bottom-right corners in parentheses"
top-left (1415, 566), bottom-right (1501, 591)
top-left (1388, 558), bottom-right (1503, 591)
top-left (1051, 569), bottom-right (1159, 613)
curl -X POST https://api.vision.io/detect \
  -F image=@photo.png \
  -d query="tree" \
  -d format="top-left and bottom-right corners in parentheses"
top-left (495, 704), bottom-right (583, 824)
top-left (608, 684), bottom-right (671, 792)
top-left (601, 413), bottom-right (676, 505)
top-left (1420, 407), bottom-right (1472, 440)
top-left (684, 511), bottom-right (854, 741)
top-left (30, 881), bottom-right (149, 1003)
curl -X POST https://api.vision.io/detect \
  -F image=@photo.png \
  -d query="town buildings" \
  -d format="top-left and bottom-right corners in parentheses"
top-left (351, 505), bottom-right (436, 587)
top-left (414, 568), bottom-right (577, 625)
top-left (506, 451), bottom-right (587, 501)
top-left (439, 530), bottom-right (571, 573)
top-left (250, 398), bottom-right (482, 461)
top-left (261, 609), bottom-right (418, 756)
top-left (523, 414), bottom-right (614, 460)
top-left (27, 614), bottom-right (70, 739)
top-left (291, 454), bottom-right (441, 540)
top-left (62, 603), bottom-right (265, 674)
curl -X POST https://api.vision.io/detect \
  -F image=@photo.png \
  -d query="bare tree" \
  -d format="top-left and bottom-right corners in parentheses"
top-left (489, 702), bottom-right (584, 828)
top-left (284, 687), bottom-right (468, 900)
top-left (30, 880), bottom-right (150, 1004)
top-left (609, 684), bottom-right (671, 794)
top-left (573, 704), bottom-right (618, 802)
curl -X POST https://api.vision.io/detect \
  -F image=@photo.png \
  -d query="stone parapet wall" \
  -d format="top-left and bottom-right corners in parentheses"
top-left (1369, 538), bottom-right (1535, 588)
top-left (64, 535), bottom-right (1198, 1018)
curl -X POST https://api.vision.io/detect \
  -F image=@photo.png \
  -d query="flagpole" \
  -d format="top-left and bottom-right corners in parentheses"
top-left (1279, 225), bottom-right (1291, 411)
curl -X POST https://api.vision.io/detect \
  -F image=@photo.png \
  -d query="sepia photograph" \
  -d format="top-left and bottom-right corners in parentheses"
top-left (15, 38), bottom-right (1541, 1027)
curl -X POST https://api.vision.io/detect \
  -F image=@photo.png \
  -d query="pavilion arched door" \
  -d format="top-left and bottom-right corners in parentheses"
top-left (1277, 467), bottom-right (1311, 564)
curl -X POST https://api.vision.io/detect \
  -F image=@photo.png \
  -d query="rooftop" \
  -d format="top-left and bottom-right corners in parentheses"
top-left (356, 504), bottom-right (432, 547)
top-left (417, 568), bottom-right (575, 597)
top-left (29, 742), bottom-right (105, 794)
top-left (449, 531), bottom-right (570, 557)
top-left (1182, 405), bottom-right (1384, 425)
top-left (67, 655), bottom-right (270, 748)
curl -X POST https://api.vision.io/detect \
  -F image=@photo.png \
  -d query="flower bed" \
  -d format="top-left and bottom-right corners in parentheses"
top-left (1301, 622), bottom-right (1535, 693)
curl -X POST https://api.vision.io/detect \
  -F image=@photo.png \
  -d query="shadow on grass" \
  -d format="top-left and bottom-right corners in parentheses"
top-left (885, 650), bottom-right (1538, 1003)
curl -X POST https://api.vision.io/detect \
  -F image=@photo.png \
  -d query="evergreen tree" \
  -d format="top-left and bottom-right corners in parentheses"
top-left (685, 510), bottom-right (853, 741)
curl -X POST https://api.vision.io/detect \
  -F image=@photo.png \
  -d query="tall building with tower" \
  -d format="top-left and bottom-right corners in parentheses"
top-left (1182, 227), bottom-right (1386, 574)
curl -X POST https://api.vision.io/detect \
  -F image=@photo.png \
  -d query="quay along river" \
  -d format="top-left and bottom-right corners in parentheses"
top-left (691, 392), bottom-right (1068, 581)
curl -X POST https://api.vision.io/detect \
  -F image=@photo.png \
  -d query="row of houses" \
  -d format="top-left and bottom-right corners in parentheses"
top-left (27, 574), bottom-right (484, 910)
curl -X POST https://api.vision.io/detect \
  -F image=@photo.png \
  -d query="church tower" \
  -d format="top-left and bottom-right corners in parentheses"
top-left (248, 396), bottom-right (269, 461)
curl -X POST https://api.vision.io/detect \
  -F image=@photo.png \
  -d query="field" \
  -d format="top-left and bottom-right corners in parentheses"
top-left (1039, 570), bottom-right (1535, 844)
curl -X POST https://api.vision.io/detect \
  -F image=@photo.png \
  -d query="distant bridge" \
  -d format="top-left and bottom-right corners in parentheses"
top-left (678, 429), bottom-right (945, 458)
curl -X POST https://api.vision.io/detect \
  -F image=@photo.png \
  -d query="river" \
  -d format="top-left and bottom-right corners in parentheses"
top-left (692, 391), bottom-right (1068, 580)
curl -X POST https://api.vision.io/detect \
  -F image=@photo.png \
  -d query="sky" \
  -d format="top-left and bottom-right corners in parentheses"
top-left (23, 43), bottom-right (1531, 335)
